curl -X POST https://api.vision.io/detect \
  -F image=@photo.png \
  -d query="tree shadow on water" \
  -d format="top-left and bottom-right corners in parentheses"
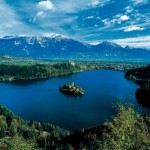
top-left (136, 88), bottom-right (150, 109)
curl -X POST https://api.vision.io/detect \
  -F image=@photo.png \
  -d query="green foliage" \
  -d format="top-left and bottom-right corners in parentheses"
top-left (125, 64), bottom-right (150, 84)
top-left (0, 119), bottom-right (7, 138)
top-left (126, 64), bottom-right (150, 109)
top-left (0, 136), bottom-right (37, 150)
top-left (0, 104), bottom-right (69, 149)
top-left (9, 120), bottom-right (17, 136)
top-left (0, 62), bottom-right (81, 82)
top-left (99, 102), bottom-right (150, 150)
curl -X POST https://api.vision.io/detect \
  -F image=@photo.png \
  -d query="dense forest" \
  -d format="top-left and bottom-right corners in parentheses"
top-left (0, 62), bottom-right (81, 82)
top-left (125, 64), bottom-right (150, 109)
top-left (125, 64), bottom-right (150, 85)
top-left (0, 104), bottom-right (69, 149)
top-left (0, 102), bottom-right (150, 149)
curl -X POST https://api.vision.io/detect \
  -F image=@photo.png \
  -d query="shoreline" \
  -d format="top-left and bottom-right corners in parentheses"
top-left (0, 61), bottom-right (145, 82)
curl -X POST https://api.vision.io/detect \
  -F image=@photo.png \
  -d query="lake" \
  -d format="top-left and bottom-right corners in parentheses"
top-left (0, 70), bottom-right (147, 131)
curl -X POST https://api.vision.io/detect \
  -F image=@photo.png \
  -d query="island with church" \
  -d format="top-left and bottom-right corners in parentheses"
top-left (59, 82), bottom-right (84, 95)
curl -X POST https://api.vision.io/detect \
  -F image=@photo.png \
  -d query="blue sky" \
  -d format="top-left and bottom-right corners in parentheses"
top-left (0, 0), bottom-right (150, 48)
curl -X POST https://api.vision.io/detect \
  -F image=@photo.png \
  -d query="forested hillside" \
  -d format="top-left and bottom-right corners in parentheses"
top-left (125, 64), bottom-right (150, 109)
top-left (0, 62), bottom-right (81, 82)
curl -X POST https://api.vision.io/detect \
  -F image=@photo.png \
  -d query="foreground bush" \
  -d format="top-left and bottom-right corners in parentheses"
top-left (99, 103), bottom-right (150, 150)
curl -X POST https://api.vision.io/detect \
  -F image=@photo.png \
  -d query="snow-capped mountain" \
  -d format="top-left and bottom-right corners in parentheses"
top-left (0, 34), bottom-right (149, 60)
top-left (0, 34), bottom-right (89, 59)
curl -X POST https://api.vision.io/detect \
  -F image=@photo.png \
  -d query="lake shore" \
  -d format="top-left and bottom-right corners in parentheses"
top-left (0, 60), bottom-right (146, 82)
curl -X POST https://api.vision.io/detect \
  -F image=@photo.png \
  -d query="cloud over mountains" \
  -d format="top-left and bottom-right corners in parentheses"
top-left (0, 0), bottom-right (150, 48)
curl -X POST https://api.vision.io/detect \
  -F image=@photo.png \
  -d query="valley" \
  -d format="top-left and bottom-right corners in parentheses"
top-left (0, 54), bottom-right (146, 82)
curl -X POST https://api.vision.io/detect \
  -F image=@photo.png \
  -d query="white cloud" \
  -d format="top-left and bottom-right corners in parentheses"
top-left (90, 41), bottom-right (100, 45)
top-left (120, 15), bottom-right (130, 21)
top-left (31, 0), bottom-right (111, 34)
top-left (36, 0), bottom-right (55, 11)
top-left (131, 0), bottom-right (148, 5)
top-left (55, 0), bottom-right (109, 14)
top-left (124, 6), bottom-right (134, 14)
top-left (124, 26), bottom-right (145, 32)
top-left (32, 0), bottom-right (110, 34)
top-left (36, 11), bottom-right (46, 18)
top-left (102, 19), bottom-right (109, 25)
top-left (96, 17), bottom-right (101, 20)
top-left (112, 36), bottom-right (150, 49)
top-left (1, 0), bottom-right (149, 46)
top-left (90, 0), bottom-right (100, 7)
top-left (89, 0), bottom-right (110, 7)
top-left (0, 0), bottom-right (36, 36)
top-left (87, 16), bottom-right (94, 19)
top-left (102, 14), bottom-right (130, 26)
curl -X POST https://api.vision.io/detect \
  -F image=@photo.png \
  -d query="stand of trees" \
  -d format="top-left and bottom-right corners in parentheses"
top-left (125, 64), bottom-right (150, 84)
top-left (0, 62), bottom-right (81, 82)
top-left (125, 64), bottom-right (150, 109)
top-left (0, 105), bottom-right (69, 149)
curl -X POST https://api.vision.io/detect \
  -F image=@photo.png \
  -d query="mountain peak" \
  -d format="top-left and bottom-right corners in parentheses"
top-left (101, 41), bottom-right (122, 48)
top-left (52, 34), bottom-right (68, 39)
top-left (125, 45), bottom-right (133, 49)
top-left (41, 33), bottom-right (69, 39)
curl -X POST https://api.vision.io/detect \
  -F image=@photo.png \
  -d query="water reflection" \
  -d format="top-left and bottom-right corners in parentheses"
top-left (136, 88), bottom-right (150, 109)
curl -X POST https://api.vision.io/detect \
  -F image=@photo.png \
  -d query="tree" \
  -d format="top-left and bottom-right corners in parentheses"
top-left (0, 120), bottom-right (7, 138)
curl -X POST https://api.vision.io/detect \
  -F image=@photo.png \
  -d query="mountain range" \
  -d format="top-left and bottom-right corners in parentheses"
top-left (0, 34), bottom-right (149, 61)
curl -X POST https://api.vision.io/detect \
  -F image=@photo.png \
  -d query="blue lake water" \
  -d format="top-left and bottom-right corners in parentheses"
top-left (0, 70), bottom-right (146, 131)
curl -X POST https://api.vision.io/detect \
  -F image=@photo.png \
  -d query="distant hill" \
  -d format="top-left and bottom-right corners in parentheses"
top-left (0, 34), bottom-right (150, 61)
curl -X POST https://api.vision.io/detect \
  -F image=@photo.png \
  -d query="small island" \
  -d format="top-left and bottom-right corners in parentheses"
top-left (59, 82), bottom-right (84, 95)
